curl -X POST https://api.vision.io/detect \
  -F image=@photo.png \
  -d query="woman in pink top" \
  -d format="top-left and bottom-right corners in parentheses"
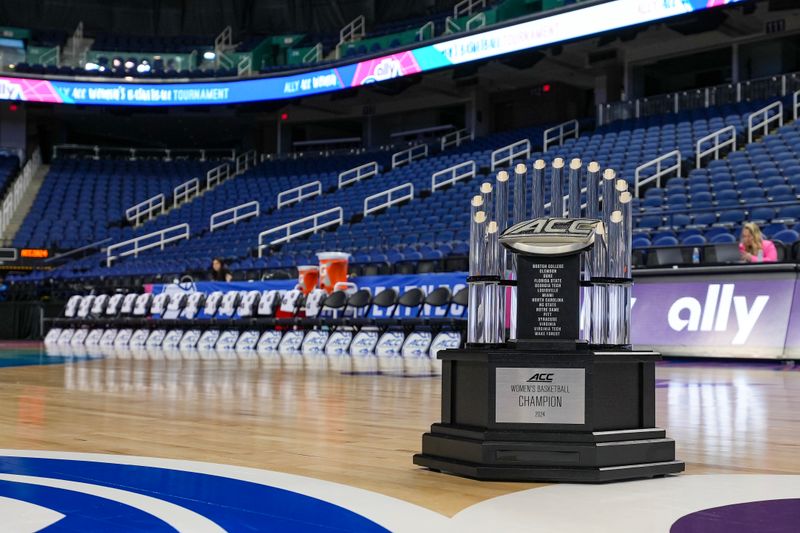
top-left (739, 222), bottom-right (778, 263)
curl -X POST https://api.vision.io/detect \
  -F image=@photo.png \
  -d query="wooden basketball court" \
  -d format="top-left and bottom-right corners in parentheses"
top-left (1, 342), bottom-right (798, 529)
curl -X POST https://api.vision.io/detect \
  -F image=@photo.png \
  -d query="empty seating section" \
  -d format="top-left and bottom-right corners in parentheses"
top-left (11, 97), bottom-right (800, 286)
top-left (544, 102), bottom-right (758, 184)
top-left (631, 121), bottom-right (800, 248)
top-left (13, 158), bottom-right (215, 250)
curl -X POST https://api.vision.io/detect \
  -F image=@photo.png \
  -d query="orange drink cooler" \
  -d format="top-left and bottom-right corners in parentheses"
top-left (297, 265), bottom-right (320, 295)
top-left (317, 252), bottom-right (350, 294)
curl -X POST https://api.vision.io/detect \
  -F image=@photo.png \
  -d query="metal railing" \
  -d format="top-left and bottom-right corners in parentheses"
top-left (416, 21), bottom-right (435, 41)
top-left (431, 161), bottom-right (475, 192)
top-left (338, 161), bottom-right (378, 188)
top-left (444, 16), bottom-right (461, 34)
top-left (465, 12), bottom-right (486, 31)
top-left (391, 144), bottom-right (428, 169)
top-left (277, 180), bottom-right (322, 209)
top-left (45, 237), bottom-right (112, 264)
top-left (747, 100), bottom-right (783, 144)
top-left (634, 150), bottom-right (681, 197)
top-left (0, 148), bottom-right (41, 239)
top-left (125, 193), bottom-right (165, 226)
top-left (363, 183), bottom-right (414, 216)
top-left (173, 178), bottom-right (200, 207)
top-left (106, 223), bottom-right (190, 266)
top-left (696, 126), bottom-right (737, 169)
top-left (303, 43), bottom-right (323, 64)
top-left (794, 89), bottom-right (800, 122)
top-left (337, 15), bottom-right (366, 57)
top-left (237, 55), bottom-right (252, 77)
top-left (454, 0), bottom-right (485, 18)
top-left (207, 162), bottom-right (231, 189)
top-left (441, 128), bottom-right (472, 151)
top-left (39, 45), bottom-right (60, 67)
top-left (491, 139), bottom-right (530, 171)
top-left (597, 71), bottom-right (800, 126)
top-left (235, 149), bottom-right (257, 174)
top-left (214, 25), bottom-right (235, 67)
top-left (52, 144), bottom-right (236, 162)
top-left (543, 119), bottom-right (579, 152)
top-left (210, 200), bottom-right (260, 232)
top-left (258, 207), bottom-right (343, 254)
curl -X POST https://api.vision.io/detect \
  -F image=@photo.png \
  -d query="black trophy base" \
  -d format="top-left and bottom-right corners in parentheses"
top-left (413, 346), bottom-right (685, 483)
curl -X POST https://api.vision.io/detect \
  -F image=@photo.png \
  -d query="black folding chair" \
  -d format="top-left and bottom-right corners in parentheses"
top-left (351, 288), bottom-right (397, 329)
top-left (376, 288), bottom-right (425, 327)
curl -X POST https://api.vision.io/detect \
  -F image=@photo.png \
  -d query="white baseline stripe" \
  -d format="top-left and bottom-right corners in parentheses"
top-left (0, 450), bottom-right (449, 533)
top-left (0, 474), bottom-right (225, 533)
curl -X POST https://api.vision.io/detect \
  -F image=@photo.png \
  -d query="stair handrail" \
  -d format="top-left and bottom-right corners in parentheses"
top-left (106, 223), bottom-right (189, 266)
top-left (431, 160), bottom-right (475, 191)
top-left (491, 139), bottom-right (530, 171)
top-left (465, 12), bottom-right (486, 31)
top-left (258, 207), bottom-right (343, 254)
top-left (337, 15), bottom-right (366, 57)
top-left (634, 150), bottom-right (681, 197)
top-left (747, 100), bottom-right (783, 144)
top-left (206, 162), bottom-right (231, 189)
top-left (391, 144), bottom-right (428, 169)
top-left (235, 149), bottom-right (257, 174)
top-left (363, 182), bottom-right (414, 216)
top-left (125, 193), bottom-right (165, 226)
top-left (338, 161), bottom-right (378, 188)
top-left (303, 43), bottom-right (323, 64)
top-left (543, 119), bottom-right (579, 152)
top-left (440, 128), bottom-right (472, 151)
top-left (210, 200), bottom-right (260, 232)
top-left (277, 180), bottom-right (322, 209)
top-left (173, 177), bottom-right (200, 207)
top-left (416, 21), bottom-right (435, 42)
top-left (695, 126), bottom-right (736, 169)
top-left (454, 0), bottom-right (485, 18)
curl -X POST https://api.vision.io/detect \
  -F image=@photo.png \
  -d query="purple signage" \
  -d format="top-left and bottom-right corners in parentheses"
top-left (783, 278), bottom-right (800, 357)
top-left (631, 278), bottom-right (796, 357)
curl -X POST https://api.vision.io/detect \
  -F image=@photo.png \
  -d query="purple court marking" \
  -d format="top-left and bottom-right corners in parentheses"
top-left (671, 498), bottom-right (800, 533)
top-left (656, 380), bottom-right (735, 388)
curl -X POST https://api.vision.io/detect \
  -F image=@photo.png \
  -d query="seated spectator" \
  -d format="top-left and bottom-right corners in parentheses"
top-left (739, 222), bottom-right (777, 263)
top-left (209, 257), bottom-right (233, 282)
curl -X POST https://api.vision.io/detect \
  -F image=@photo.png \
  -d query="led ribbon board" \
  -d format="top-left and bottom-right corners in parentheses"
top-left (0, 0), bottom-right (743, 106)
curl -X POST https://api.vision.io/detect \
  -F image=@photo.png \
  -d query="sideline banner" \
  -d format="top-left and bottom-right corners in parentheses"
top-left (150, 266), bottom-right (800, 358)
top-left (148, 272), bottom-right (467, 318)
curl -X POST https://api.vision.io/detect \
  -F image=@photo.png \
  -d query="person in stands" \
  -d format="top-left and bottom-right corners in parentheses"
top-left (739, 222), bottom-right (778, 263)
top-left (210, 257), bottom-right (233, 282)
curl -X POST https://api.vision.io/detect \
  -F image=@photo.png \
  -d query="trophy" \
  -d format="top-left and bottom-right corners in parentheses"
top-left (414, 159), bottom-right (684, 482)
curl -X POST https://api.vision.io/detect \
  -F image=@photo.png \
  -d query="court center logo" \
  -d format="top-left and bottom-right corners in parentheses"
top-left (0, 451), bottom-right (798, 532)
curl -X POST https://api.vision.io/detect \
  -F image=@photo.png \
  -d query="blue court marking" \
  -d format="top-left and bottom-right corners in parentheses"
top-left (0, 457), bottom-right (388, 532)
top-left (0, 479), bottom-right (171, 531)
top-left (0, 350), bottom-right (98, 368)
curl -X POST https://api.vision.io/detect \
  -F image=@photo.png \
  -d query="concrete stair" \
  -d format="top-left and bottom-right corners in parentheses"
top-left (1, 164), bottom-right (49, 243)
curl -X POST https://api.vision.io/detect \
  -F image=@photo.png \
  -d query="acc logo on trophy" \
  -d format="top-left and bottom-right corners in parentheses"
top-left (499, 217), bottom-right (603, 256)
